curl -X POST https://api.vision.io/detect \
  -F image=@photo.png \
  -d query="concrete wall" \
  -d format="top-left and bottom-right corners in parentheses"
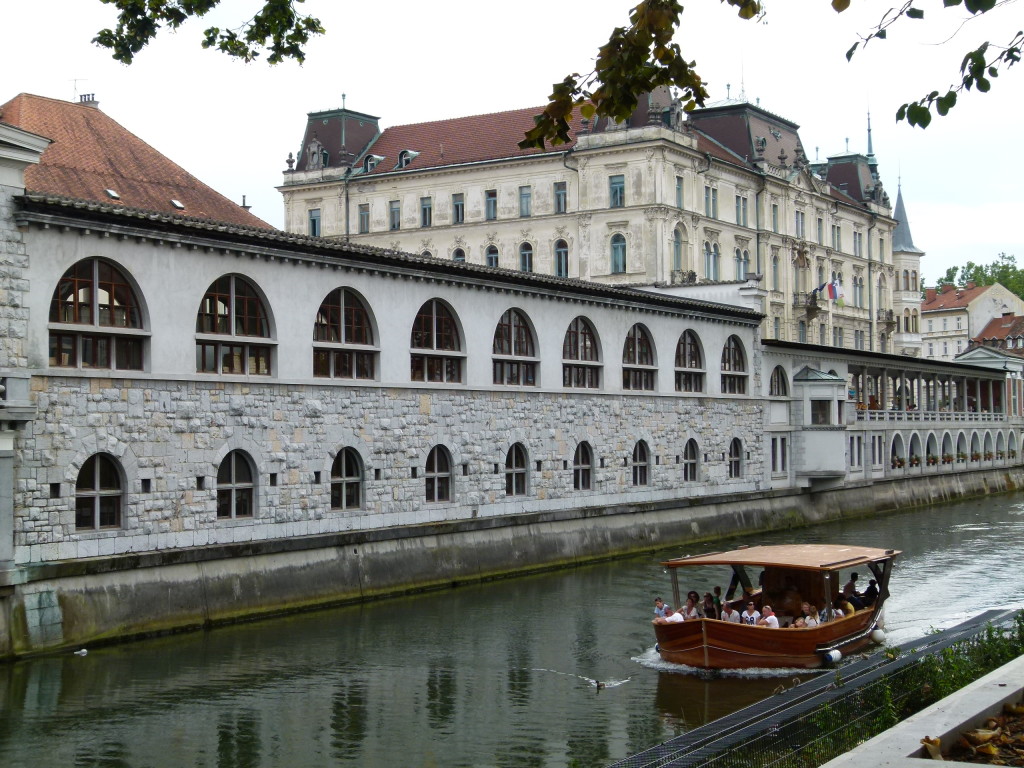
top-left (1, 465), bottom-right (1018, 659)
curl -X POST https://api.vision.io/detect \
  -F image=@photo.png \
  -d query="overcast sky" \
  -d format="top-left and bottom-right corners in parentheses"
top-left (3, 0), bottom-right (1021, 284)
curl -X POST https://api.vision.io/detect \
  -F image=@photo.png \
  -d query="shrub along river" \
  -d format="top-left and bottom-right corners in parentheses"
top-left (2, 493), bottom-right (1024, 767)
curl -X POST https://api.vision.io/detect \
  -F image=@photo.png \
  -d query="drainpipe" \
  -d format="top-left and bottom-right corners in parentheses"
top-left (868, 213), bottom-right (877, 351)
top-left (343, 166), bottom-right (352, 242)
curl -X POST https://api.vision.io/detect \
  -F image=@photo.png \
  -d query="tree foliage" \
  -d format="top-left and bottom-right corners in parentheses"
top-left (91, 1), bottom-right (1021, 146)
top-left (93, 0), bottom-right (324, 64)
top-left (940, 252), bottom-right (1024, 300)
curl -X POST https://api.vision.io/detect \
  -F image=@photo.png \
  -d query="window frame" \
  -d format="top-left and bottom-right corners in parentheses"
top-left (331, 447), bottom-right (363, 511)
top-left (610, 233), bottom-right (627, 274)
top-left (425, 445), bottom-right (452, 503)
top-left (562, 316), bottom-right (601, 389)
top-left (75, 453), bottom-right (123, 530)
top-left (48, 258), bottom-right (147, 372)
top-left (313, 288), bottom-right (377, 380)
top-left (216, 450), bottom-right (255, 519)
top-left (505, 443), bottom-right (528, 496)
top-left (720, 335), bottom-right (747, 394)
top-left (389, 200), bottom-right (401, 231)
top-left (492, 308), bottom-right (538, 386)
top-left (622, 323), bottom-right (656, 391)
top-left (609, 174), bottom-right (625, 208)
top-left (573, 442), bottom-right (593, 490)
top-left (195, 275), bottom-right (273, 376)
top-left (632, 441), bottom-right (650, 486)
top-left (452, 193), bottom-right (465, 224)
top-left (674, 330), bottom-right (705, 392)
top-left (519, 186), bottom-right (532, 218)
top-left (410, 299), bottom-right (464, 384)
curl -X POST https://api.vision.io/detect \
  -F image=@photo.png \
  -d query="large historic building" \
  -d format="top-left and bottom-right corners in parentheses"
top-left (921, 281), bottom-right (1024, 361)
top-left (0, 93), bottom-right (1011, 658)
top-left (279, 90), bottom-right (923, 357)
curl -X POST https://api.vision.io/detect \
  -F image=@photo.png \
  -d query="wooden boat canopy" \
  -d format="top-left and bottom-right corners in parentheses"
top-left (661, 544), bottom-right (901, 572)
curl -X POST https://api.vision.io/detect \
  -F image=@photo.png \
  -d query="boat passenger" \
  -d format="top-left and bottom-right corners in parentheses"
top-left (653, 607), bottom-right (684, 625)
top-left (740, 601), bottom-right (761, 625)
top-left (843, 573), bottom-right (865, 610)
top-left (713, 586), bottom-right (723, 616)
top-left (653, 596), bottom-right (669, 618)
top-left (757, 605), bottom-right (780, 628)
top-left (720, 602), bottom-right (741, 623)
top-left (681, 597), bottom-right (700, 621)
top-left (702, 592), bottom-right (719, 620)
top-left (687, 590), bottom-right (703, 617)
top-left (792, 616), bottom-right (806, 628)
top-left (802, 603), bottom-right (820, 627)
top-left (836, 595), bottom-right (856, 615)
top-left (862, 579), bottom-right (879, 607)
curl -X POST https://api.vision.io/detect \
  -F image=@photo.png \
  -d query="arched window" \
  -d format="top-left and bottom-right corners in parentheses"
top-left (632, 441), bottom-right (649, 486)
top-left (421, 250), bottom-right (432, 259)
top-left (728, 438), bottom-right (743, 478)
top-left (410, 300), bottom-right (463, 383)
top-left (331, 448), bottom-right (363, 510)
top-left (217, 450), bottom-right (255, 519)
top-left (682, 439), bottom-right (699, 482)
top-left (49, 258), bottom-right (144, 371)
top-left (425, 445), bottom-right (452, 502)
top-left (721, 335), bottom-right (747, 394)
top-left (485, 245), bottom-right (499, 268)
top-left (674, 330), bottom-right (704, 392)
top-left (493, 308), bottom-right (537, 386)
top-left (573, 442), bottom-right (593, 491)
top-left (704, 241), bottom-right (713, 278)
top-left (505, 443), bottom-right (528, 496)
top-left (554, 240), bottom-right (569, 278)
top-left (622, 324), bottom-right (655, 390)
top-left (735, 248), bottom-right (747, 280)
top-left (453, 248), bottom-right (466, 263)
top-left (313, 288), bottom-right (376, 379)
top-left (562, 317), bottom-right (601, 388)
top-left (672, 228), bottom-right (684, 271)
top-left (610, 234), bottom-right (627, 274)
top-left (903, 270), bottom-right (910, 291)
top-left (912, 309), bottom-right (919, 333)
top-left (196, 275), bottom-right (272, 375)
top-left (75, 454), bottom-right (122, 530)
top-left (772, 254), bottom-right (780, 290)
top-left (769, 366), bottom-right (789, 396)
top-left (519, 242), bottom-right (533, 272)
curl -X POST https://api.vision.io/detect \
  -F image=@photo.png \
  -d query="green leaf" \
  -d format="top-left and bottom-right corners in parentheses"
top-left (846, 42), bottom-right (859, 61)
top-left (906, 8), bottom-right (925, 19)
top-left (832, 0), bottom-right (851, 11)
top-left (876, 29), bottom-right (887, 40)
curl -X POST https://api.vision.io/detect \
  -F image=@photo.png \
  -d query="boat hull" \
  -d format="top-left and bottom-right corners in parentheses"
top-left (654, 611), bottom-right (879, 670)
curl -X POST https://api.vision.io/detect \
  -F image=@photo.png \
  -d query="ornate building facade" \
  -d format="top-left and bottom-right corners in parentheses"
top-left (280, 91), bottom-right (922, 356)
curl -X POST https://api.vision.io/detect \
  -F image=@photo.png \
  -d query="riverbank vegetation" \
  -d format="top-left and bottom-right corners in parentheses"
top-left (701, 613), bottom-right (1024, 768)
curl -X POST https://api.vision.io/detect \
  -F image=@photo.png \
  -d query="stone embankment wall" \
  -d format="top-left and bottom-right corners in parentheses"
top-left (0, 466), bottom-right (1018, 659)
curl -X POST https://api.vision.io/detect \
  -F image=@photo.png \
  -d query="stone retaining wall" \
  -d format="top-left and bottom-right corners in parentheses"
top-left (0, 465), bottom-right (1019, 659)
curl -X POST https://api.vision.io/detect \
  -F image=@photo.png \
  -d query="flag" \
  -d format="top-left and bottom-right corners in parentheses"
top-left (834, 278), bottom-right (845, 307)
top-left (827, 281), bottom-right (837, 300)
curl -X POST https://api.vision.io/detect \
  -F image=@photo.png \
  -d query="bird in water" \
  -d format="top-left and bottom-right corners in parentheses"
top-left (73, 649), bottom-right (88, 656)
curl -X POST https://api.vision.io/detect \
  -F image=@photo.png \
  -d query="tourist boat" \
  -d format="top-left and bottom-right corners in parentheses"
top-left (653, 544), bottom-right (900, 670)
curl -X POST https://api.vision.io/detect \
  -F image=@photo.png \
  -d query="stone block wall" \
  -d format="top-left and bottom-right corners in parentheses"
top-left (13, 376), bottom-right (764, 564)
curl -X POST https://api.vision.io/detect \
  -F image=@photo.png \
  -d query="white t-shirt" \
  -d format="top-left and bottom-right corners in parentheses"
top-left (759, 613), bottom-right (780, 628)
top-left (741, 610), bottom-right (760, 625)
top-left (803, 615), bottom-right (820, 627)
top-left (664, 611), bottom-right (685, 623)
top-left (722, 610), bottom-right (741, 623)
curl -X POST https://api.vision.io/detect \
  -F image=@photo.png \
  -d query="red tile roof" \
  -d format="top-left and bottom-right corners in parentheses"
top-left (921, 283), bottom-right (990, 312)
top-left (0, 93), bottom-right (272, 229)
top-left (359, 106), bottom-right (580, 175)
top-left (974, 313), bottom-right (1024, 342)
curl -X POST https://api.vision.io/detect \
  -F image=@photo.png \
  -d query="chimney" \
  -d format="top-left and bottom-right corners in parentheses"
top-left (925, 288), bottom-right (936, 302)
top-left (241, 195), bottom-right (251, 212)
top-left (965, 281), bottom-right (977, 290)
top-left (79, 93), bottom-right (100, 109)
top-left (941, 284), bottom-right (955, 294)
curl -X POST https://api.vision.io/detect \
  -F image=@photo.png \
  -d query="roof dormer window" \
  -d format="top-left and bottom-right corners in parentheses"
top-left (397, 150), bottom-right (419, 169)
top-left (104, 189), bottom-right (120, 200)
top-left (364, 154), bottom-right (384, 172)
top-left (171, 199), bottom-right (185, 210)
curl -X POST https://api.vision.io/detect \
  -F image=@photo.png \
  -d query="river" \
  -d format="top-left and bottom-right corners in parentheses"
top-left (2, 494), bottom-right (1023, 767)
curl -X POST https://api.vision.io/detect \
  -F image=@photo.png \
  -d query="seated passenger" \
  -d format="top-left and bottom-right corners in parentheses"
top-left (836, 596), bottom-right (856, 615)
top-left (740, 601), bottom-right (761, 625)
top-left (757, 605), bottom-right (780, 628)
top-left (653, 607), bottom-right (684, 625)
top-left (681, 597), bottom-right (701, 621)
top-left (653, 596), bottom-right (669, 618)
top-left (802, 603), bottom-right (820, 627)
top-left (702, 592), bottom-right (719, 620)
top-left (863, 579), bottom-right (879, 607)
top-left (720, 602), bottom-right (741, 623)
top-left (843, 573), bottom-right (865, 610)
top-left (687, 590), bottom-right (704, 617)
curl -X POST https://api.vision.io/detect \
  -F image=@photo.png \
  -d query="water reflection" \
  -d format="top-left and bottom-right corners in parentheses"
top-left (1, 495), bottom-right (1023, 767)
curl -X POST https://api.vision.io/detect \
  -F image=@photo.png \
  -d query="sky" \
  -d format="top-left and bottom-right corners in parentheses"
top-left (2, 0), bottom-right (1021, 285)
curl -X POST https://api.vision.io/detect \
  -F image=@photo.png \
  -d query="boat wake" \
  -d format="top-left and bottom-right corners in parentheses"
top-left (528, 667), bottom-right (631, 689)
top-left (632, 646), bottom-right (818, 678)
